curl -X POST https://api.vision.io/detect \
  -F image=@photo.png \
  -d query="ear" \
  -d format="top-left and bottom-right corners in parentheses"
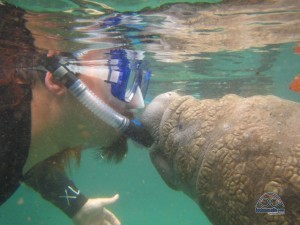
top-left (45, 72), bottom-right (66, 95)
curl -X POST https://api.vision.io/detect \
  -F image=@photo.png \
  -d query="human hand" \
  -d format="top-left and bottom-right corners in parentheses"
top-left (72, 194), bottom-right (121, 225)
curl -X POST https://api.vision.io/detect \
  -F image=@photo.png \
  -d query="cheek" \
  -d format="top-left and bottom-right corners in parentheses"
top-left (81, 76), bottom-right (111, 102)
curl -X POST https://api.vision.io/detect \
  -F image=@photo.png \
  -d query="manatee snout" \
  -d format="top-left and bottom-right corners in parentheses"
top-left (141, 92), bottom-right (183, 190)
top-left (141, 92), bottom-right (179, 137)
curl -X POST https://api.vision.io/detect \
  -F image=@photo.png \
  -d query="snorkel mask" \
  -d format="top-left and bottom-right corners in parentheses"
top-left (108, 49), bottom-right (151, 105)
top-left (40, 49), bottom-right (153, 147)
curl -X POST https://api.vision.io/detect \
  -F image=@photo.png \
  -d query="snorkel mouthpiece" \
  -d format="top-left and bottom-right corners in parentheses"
top-left (40, 55), bottom-right (153, 147)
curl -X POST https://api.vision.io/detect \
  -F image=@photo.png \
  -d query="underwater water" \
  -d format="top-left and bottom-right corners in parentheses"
top-left (1, 0), bottom-right (300, 225)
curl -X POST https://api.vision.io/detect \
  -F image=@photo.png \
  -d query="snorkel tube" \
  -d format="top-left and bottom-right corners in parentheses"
top-left (40, 55), bottom-right (153, 147)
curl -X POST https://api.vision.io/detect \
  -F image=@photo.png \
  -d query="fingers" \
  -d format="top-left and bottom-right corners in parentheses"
top-left (100, 194), bottom-right (119, 206)
top-left (103, 208), bottom-right (121, 225)
top-left (72, 195), bottom-right (121, 225)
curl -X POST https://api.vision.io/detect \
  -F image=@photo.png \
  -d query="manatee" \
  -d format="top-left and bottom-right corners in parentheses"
top-left (141, 92), bottom-right (300, 225)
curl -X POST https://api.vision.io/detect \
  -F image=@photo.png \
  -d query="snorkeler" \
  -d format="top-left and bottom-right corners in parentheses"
top-left (0, 2), bottom-right (151, 225)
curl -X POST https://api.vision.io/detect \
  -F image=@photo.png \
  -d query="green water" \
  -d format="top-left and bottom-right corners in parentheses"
top-left (1, 0), bottom-right (300, 225)
top-left (6, 0), bottom-right (220, 12)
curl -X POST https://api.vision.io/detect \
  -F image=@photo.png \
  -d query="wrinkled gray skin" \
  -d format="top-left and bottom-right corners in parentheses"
top-left (141, 92), bottom-right (300, 225)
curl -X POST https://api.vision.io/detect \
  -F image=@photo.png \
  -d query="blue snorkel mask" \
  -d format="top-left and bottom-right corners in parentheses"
top-left (107, 49), bottom-right (151, 104)
top-left (40, 49), bottom-right (153, 147)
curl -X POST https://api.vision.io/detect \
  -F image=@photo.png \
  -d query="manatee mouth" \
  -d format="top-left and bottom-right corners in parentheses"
top-left (149, 148), bottom-right (181, 190)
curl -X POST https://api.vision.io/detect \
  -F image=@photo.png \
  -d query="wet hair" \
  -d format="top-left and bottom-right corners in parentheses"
top-left (0, 3), bottom-right (42, 110)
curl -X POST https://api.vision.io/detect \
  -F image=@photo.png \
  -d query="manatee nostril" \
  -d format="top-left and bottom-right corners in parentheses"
top-left (163, 92), bottom-right (173, 98)
top-left (166, 92), bottom-right (177, 97)
top-left (178, 124), bottom-right (183, 130)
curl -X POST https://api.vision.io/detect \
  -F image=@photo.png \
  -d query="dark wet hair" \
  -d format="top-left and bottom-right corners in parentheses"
top-left (0, 3), bottom-right (41, 109)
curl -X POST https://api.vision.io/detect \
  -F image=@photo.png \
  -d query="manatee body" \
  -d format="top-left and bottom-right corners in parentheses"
top-left (141, 92), bottom-right (300, 225)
